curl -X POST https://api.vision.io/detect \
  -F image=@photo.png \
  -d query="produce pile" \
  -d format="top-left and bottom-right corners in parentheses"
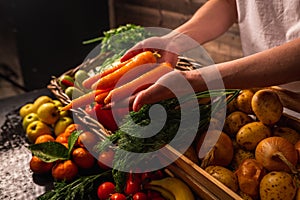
top-left (20, 95), bottom-right (199, 200)
top-left (198, 88), bottom-right (300, 200)
top-left (17, 24), bottom-right (300, 200)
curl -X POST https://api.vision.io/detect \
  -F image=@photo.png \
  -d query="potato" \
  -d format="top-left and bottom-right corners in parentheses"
top-left (251, 89), bottom-right (283, 125)
top-left (273, 126), bottom-right (300, 145)
top-left (236, 89), bottom-right (254, 114)
top-left (205, 165), bottom-right (238, 192)
top-left (236, 122), bottom-right (271, 151)
top-left (260, 171), bottom-right (296, 200)
top-left (226, 94), bottom-right (238, 114)
top-left (223, 111), bottom-right (253, 138)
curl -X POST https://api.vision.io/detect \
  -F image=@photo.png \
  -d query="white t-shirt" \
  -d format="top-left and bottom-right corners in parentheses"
top-left (236, 0), bottom-right (300, 92)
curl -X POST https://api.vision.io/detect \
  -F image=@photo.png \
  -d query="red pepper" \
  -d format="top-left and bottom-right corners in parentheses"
top-left (93, 103), bottom-right (127, 132)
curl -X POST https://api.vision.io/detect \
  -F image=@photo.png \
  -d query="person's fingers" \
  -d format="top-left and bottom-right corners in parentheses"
top-left (158, 51), bottom-right (179, 67)
top-left (102, 93), bottom-right (137, 110)
top-left (132, 84), bottom-right (175, 111)
top-left (120, 48), bottom-right (144, 62)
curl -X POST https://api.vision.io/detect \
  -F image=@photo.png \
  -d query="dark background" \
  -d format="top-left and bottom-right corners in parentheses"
top-left (13, 0), bottom-right (109, 90)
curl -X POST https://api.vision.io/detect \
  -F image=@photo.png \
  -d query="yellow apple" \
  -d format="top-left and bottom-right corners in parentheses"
top-left (19, 103), bottom-right (35, 118)
top-left (26, 121), bottom-right (52, 143)
top-left (37, 102), bottom-right (60, 125)
top-left (32, 95), bottom-right (53, 112)
top-left (54, 116), bottom-right (73, 136)
top-left (53, 100), bottom-right (63, 108)
top-left (59, 109), bottom-right (70, 117)
top-left (22, 113), bottom-right (39, 130)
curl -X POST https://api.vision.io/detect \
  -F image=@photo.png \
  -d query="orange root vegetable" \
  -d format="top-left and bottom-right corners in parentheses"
top-left (61, 90), bottom-right (104, 111)
top-left (91, 51), bottom-right (157, 90)
top-left (103, 62), bottom-right (173, 104)
top-left (94, 90), bottom-right (110, 104)
top-left (82, 59), bottom-right (131, 89)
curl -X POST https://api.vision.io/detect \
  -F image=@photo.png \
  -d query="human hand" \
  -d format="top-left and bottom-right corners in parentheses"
top-left (120, 33), bottom-right (186, 66)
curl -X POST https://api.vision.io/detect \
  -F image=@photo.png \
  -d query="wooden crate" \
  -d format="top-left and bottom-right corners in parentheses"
top-left (163, 94), bottom-right (300, 200)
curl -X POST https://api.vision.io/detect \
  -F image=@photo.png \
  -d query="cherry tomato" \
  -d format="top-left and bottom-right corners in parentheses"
top-left (110, 193), bottom-right (126, 200)
top-left (133, 192), bottom-right (148, 200)
top-left (97, 148), bottom-right (115, 170)
top-left (124, 173), bottom-right (142, 195)
top-left (97, 182), bottom-right (116, 200)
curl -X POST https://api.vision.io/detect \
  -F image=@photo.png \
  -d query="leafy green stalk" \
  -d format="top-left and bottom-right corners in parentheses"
top-left (95, 89), bottom-right (240, 190)
top-left (37, 170), bottom-right (112, 200)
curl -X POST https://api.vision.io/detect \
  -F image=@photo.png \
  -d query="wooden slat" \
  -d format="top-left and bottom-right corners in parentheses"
top-left (162, 145), bottom-right (243, 200)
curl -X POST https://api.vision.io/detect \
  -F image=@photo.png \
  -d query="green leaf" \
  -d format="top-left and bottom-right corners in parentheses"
top-left (68, 130), bottom-right (82, 157)
top-left (29, 141), bottom-right (69, 162)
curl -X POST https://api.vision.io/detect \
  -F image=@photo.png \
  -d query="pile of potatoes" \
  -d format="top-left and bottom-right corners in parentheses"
top-left (198, 88), bottom-right (300, 200)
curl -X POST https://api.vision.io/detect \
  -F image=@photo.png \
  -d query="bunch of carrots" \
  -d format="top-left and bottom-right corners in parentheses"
top-left (61, 51), bottom-right (174, 112)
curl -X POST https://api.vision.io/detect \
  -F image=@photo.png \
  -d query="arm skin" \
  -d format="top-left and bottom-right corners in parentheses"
top-left (122, 0), bottom-right (300, 111)
top-left (133, 37), bottom-right (300, 111)
top-left (121, 0), bottom-right (237, 62)
top-left (173, 0), bottom-right (237, 45)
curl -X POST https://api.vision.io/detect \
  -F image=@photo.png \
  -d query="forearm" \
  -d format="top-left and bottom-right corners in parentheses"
top-left (189, 38), bottom-right (300, 91)
top-left (173, 0), bottom-right (237, 45)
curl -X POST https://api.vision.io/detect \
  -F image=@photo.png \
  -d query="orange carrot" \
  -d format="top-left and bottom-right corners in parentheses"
top-left (61, 90), bottom-right (105, 111)
top-left (82, 59), bottom-right (131, 89)
top-left (91, 51), bottom-right (157, 90)
top-left (104, 62), bottom-right (173, 104)
top-left (94, 90), bottom-right (110, 104)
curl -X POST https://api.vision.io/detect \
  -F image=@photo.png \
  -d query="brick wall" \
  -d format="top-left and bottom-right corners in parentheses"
top-left (109, 0), bottom-right (243, 63)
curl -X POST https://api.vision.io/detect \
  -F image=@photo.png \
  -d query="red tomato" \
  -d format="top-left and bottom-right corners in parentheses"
top-left (124, 173), bottom-right (142, 195)
top-left (133, 192), bottom-right (148, 200)
top-left (97, 182), bottom-right (116, 200)
top-left (97, 148), bottom-right (115, 170)
top-left (110, 193), bottom-right (126, 200)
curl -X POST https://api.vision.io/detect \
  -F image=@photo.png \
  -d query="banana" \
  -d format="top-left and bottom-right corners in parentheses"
top-left (145, 184), bottom-right (176, 200)
top-left (149, 177), bottom-right (195, 200)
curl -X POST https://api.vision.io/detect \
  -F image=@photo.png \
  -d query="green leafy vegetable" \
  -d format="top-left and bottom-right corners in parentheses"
top-left (84, 24), bottom-right (153, 74)
top-left (37, 170), bottom-right (112, 200)
top-left (96, 89), bottom-right (240, 191)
